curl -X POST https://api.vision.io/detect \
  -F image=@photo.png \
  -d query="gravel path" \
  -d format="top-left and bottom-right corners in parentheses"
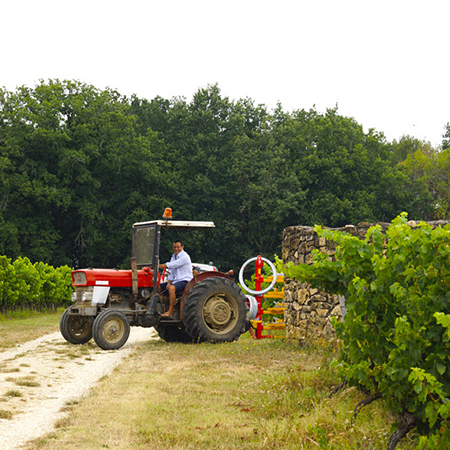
top-left (0, 327), bottom-right (157, 450)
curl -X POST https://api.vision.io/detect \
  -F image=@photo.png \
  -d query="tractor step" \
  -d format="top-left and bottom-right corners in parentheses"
top-left (159, 317), bottom-right (182, 323)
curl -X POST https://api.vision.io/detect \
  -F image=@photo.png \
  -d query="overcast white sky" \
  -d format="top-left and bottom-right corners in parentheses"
top-left (1, 0), bottom-right (449, 147)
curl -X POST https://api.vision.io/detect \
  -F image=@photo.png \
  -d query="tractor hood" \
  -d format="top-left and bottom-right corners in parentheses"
top-left (72, 267), bottom-right (157, 288)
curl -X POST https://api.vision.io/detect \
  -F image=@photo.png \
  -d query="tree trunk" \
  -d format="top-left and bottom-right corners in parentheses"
top-left (386, 412), bottom-right (415, 450)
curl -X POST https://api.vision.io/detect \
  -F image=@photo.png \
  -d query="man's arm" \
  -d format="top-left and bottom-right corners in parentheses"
top-left (165, 252), bottom-right (190, 269)
top-left (158, 263), bottom-right (173, 284)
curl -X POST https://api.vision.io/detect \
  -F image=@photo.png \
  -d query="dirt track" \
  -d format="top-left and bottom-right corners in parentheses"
top-left (0, 327), bottom-right (156, 450)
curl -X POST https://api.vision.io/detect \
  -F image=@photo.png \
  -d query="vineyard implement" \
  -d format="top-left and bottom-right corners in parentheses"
top-left (239, 256), bottom-right (286, 339)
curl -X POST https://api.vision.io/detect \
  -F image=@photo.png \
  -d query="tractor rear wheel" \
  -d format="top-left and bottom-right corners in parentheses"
top-left (60, 308), bottom-right (93, 345)
top-left (183, 277), bottom-right (247, 343)
top-left (93, 310), bottom-right (130, 350)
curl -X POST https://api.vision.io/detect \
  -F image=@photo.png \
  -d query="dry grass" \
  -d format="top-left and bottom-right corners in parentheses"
top-left (6, 376), bottom-right (41, 388)
top-left (0, 310), bottom-right (63, 351)
top-left (0, 408), bottom-right (14, 419)
top-left (4, 389), bottom-right (23, 398)
top-left (23, 335), bottom-right (418, 450)
top-left (49, 341), bottom-right (97, 362)
top-left (0, 311), bottom-right (419, 449)
top-left (0, 364), bottom-right (20, 373)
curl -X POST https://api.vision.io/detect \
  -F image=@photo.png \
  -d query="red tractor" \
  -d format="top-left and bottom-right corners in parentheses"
top-left (60, 213), bottom-right (249, 350)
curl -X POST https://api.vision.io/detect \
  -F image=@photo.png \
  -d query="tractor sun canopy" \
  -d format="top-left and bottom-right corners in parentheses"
top-left (133, 220), bottom-right (215, 230)
top-left (132, 220), bottom-right (215, 267)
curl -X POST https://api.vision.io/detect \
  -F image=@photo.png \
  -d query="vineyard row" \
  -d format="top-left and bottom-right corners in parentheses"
top-left (0, 255), bottom-right (73, 314)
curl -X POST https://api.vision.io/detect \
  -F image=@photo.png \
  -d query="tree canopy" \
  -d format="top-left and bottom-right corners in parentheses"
top-left (0, 80), bottom-right (447, 270)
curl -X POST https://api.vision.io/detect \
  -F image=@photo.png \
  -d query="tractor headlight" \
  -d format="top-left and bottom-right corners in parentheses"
top-left (73, 287), bottom-right (94, 305)
top-left (81, 289), bottom-right (93, 302)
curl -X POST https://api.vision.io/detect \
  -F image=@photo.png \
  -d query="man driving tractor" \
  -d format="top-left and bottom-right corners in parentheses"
top-left (158, 239), bottom-right (192, 318)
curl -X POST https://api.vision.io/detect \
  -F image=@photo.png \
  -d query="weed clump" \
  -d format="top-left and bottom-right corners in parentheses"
top-left (0, 409), bottom-right (13, 419)
top-left (6, 376), bottom-right (40, 387)
top-left (4, 389), bottom-right (22, 397)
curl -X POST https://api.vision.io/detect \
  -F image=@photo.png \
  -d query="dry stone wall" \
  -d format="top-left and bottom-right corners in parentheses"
top-left (281, 220), bottom-right (449, 342)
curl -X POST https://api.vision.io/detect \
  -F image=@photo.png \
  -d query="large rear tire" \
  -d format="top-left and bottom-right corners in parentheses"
top-left (183, 277), bottom-right (248, 343)
top-left (60, 308), bottom-right (93, 345)
top-left (93, 310), bottom-right (130, 350)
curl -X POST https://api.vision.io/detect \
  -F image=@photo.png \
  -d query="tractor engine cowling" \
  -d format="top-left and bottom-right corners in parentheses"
top-left (71, 267), bottom-right (157, 307)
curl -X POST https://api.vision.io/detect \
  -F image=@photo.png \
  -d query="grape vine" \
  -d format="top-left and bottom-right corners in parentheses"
top-left (0, 255), bottom-right (72, 314)
top-left (285, 213), bottom-right (450, 449)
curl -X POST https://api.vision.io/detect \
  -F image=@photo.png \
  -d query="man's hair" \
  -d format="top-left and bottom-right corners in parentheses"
top-left (173, 239), bottom-right (184, 247)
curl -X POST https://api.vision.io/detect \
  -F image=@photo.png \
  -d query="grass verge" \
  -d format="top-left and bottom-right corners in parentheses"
top-left (0, 310), bottom-right (63, 350)
top-left (24, 334), bottom-right (418, 450)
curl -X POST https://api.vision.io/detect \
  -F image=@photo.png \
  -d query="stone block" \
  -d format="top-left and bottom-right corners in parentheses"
top-left (291, 237), bottom-right (300, 248)
top-left (330, 305), bottom-right (343, 317)
top-left (299, 241), bottom-right (308, 254)
top-left (297, 290), bottom-right (309, 304)
top-left (293, 302), bottom-right (302, 311)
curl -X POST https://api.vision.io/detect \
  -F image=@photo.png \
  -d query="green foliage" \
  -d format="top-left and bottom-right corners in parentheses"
top-left (0, 80), bottom-right (169, 268)
top-left (399, 145), bottom-right (450, 220)
top-left (442, 123), bottom-right (450, 151)
top-left (389, 135), bottom-right (425, 166)
top-left (0, 79), bottom-right (439, 270)
top-left (284, 214), bottom-right (450, 447)
top-left (0, 256), bottom-right (72, 312)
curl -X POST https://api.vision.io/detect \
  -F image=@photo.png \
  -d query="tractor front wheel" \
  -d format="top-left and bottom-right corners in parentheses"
top-left (183, 277), bottom-right (247, 343)
top-left (93, 310), bottom-right (130, 350)
top-left (60, 308), bottom-right (93, 345)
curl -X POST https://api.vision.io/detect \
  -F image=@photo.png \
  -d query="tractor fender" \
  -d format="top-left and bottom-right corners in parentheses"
top-left (181, 271), bottom-right (232, 302)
